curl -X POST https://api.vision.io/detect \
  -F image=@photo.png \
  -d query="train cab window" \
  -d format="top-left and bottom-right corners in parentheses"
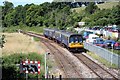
top-left (75, 36), bottom-right (83, 43)
top-left (69, 35), bottom-right (83, 43)
top-left (75, 37), bottom-right (79, 43)
top-left (69, 37), bottom-right (74, 43)
top-left (79, 37), bottom-right (83, 42)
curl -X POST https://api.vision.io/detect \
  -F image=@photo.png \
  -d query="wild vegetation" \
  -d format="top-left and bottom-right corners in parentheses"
top-left (2, 53), bottom-right (45, 79)
top-left (1, 1), bottom-right (120, 32)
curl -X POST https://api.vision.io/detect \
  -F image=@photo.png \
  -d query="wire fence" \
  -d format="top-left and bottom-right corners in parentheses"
top-left (83, 42), bottom-right (120, 68)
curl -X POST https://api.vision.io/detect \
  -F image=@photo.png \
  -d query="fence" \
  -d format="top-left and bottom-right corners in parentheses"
top-left (83, 42), bottom-right (120, 67)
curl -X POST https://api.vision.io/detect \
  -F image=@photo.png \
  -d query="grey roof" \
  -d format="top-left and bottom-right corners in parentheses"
top-left (44, 28), bottom-right (82, 37)
top-left (44, 28), bottom-right (57, 32)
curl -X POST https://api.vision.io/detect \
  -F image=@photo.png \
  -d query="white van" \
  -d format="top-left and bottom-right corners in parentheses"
top-left (86, 34), bottom-right (99, 43)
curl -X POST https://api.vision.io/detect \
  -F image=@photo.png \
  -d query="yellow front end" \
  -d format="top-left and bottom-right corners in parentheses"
top-left (69, 43), bottom-right (84, 48)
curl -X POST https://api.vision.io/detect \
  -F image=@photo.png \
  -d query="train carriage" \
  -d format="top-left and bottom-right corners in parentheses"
top-left (54, 30), bottom-right (62, 43)
top-left (43, 28), bottom-right (55, 39)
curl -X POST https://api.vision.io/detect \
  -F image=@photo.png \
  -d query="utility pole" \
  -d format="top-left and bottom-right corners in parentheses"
top-left (45, 52), bottom-right (50, 78)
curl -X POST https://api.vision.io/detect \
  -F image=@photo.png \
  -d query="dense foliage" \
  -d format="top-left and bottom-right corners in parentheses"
top-left (2, 53), bottom-right (45, 79)
top-left (2, 1), bottom-right (120, 30)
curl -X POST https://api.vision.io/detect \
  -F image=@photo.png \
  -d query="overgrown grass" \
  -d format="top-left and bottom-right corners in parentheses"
top-left (3, 25), bottom-right (45, 33)
top-left (2, 52), bottom-right (45, 79)
top-left (71, 6), bottom-right (85, 13)
top-left (87, 51), bottom-right (118, 68)
top-left (97, 2), bottom-right (119, 10)
top-left (72, 2), bottom-right (119, 13)
top-left (34, 37), bottom-right (40, 41)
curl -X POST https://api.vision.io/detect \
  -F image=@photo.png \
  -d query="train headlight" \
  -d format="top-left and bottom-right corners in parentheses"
top-left (75, 41), bottom-right (78, 43)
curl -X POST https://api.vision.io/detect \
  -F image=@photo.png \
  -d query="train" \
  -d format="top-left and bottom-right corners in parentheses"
top-left (43, 28), bottom-right (84, 52)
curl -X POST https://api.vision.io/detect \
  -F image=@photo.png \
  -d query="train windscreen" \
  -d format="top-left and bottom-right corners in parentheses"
top-left (69, 35), bottom-right (83, 43)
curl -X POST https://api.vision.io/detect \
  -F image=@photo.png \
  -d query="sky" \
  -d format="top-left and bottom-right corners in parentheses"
top-left (0, 0), bottom-right (53, 7)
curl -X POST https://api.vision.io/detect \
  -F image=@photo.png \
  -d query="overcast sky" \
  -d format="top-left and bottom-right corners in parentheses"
top-left (0, 0), bottom-right (53, 7)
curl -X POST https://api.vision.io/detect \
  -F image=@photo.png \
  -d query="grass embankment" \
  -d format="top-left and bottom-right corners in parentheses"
top-left (2, 33), bottom-right (45, 55)
top-left (87, 51), bottom-right (118, 68)
top-left (97, 2), bottom-right (119, 10)
top-left (3, 26), bottom-right (44, 33)
top-left (72, 2), bottom-right (119, 13)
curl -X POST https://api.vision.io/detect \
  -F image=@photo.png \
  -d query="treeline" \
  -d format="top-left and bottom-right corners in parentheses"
top-left (2, 1), bottom-right (120, 30)
top-left (2, 1), bottom-right (75, 29)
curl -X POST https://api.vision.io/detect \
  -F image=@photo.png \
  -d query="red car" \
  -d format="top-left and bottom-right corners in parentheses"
top-left (114, 42), bottom-right (120, 50)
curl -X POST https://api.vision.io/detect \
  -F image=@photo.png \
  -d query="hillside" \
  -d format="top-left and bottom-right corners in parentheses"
top-left (71, 2), bottom-right (119, 13)
top-left (97, 2), bottom-right (119, 9)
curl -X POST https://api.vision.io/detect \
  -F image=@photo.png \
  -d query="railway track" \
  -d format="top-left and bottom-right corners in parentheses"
top-left (22, 31), bottom-right (83, 78)
top-left (74, 53), bottom-right (118, 80)
top-left (42, 39), bottom-right (83, 78)
top-left (21, 31), bottom-right (118, 79)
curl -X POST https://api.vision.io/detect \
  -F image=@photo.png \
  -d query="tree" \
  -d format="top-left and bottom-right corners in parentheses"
top-left (110, 5), bottom-right (120, 25)
top-left (2, 1), bottom-right (14, 15)
top-left (2, 1), bottom-right (14, 27)
top-left (85, 2), bottom-right (99, 14)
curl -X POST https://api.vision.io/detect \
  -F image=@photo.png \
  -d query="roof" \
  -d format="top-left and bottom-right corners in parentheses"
top-left (44, 28), bottom-right (58, 32)
top-left (89, 34), bottom-right (99, 37)
top-left (44, 28), bottom-right (82, 37)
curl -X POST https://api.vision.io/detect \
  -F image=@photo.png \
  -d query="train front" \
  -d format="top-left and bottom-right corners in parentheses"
top-left (69, 34), bottom-right (84, 52)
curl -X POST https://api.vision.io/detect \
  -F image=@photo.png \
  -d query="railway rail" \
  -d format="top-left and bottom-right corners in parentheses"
top-left (21, 30), bottom-right (118, 79)
top-left (21, 31), bottom-right (83, 78)
top-left (42, 38), bottom-right (83, 78)
top-left (74, 53), bottom-right (118, 80)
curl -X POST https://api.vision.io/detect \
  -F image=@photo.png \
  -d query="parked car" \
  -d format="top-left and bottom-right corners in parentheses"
top-left (93, 38), bottom-right (104, 47)
top-left (102, 40), bottom-right (116, 49)
top-left (92, 26), bottom-right (101, 30)
top-left (86, 34), bottom-right (99, 43)
top-left (114, 42), bottom-right (120, 50)
top-left (112, 27), bottom-right (120, 33)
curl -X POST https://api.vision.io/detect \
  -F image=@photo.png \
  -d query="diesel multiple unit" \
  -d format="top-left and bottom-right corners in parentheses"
top-left (43, 28), bottom-right (84, 51)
